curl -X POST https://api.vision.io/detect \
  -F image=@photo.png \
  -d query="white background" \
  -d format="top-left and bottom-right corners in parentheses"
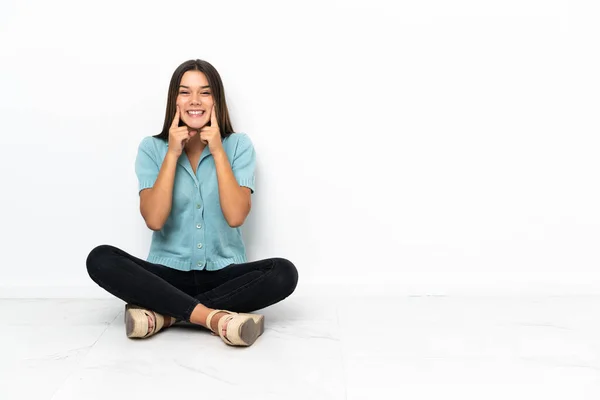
top-left (0, 0), bottom-right (598, 297)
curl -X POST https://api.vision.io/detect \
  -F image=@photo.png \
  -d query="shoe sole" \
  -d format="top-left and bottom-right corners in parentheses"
top-left (238, 314), bottom-right (265, 346)
top-left (124, 305), bottom-right (149, 338)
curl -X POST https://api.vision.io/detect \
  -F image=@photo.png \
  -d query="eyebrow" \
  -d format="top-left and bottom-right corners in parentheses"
top-left (178, 85), bottom-right (211, 90)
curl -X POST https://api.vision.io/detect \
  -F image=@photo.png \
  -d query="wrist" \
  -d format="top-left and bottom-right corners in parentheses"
top-left (211, 147), bottom-right (226, 158)
top-left (166, 150), bottom-right (181, 159)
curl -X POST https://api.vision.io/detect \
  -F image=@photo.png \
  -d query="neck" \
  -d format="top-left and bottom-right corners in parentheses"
top-left (185, 134), bottom-right (206, 154)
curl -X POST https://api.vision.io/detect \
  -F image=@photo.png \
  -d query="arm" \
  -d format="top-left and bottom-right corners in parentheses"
top-left (200, 106), bottom-right (255, 228)
top-left (213, 149), bottom-right (252, 227)
top-left (139, 151), bottom-right (179, 231)
top-left (137, 106), bottom-right (193, 231)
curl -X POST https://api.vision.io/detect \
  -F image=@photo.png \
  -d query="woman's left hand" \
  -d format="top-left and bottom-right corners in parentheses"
top-left (200, 105), bottom-right (223, 154)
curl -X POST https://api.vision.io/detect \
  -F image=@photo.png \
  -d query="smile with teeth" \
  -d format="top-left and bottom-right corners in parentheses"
top-left (187, 110), bottom-right (205, 117)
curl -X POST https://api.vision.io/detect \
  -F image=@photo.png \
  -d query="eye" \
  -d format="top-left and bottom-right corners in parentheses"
top-left (202, 92), bottom-right (211, 95)
top-left (179, 91), bottom-right (189, 95)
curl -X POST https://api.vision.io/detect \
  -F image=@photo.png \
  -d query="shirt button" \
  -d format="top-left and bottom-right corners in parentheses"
top-left (197, 261), bottom-right (204, 267)
top-left (196, 204), bottom-right (201, 209)
top-left (196, 223), bottom-right (202, 229)
top-left (197, 243), bottom-right (203, 249)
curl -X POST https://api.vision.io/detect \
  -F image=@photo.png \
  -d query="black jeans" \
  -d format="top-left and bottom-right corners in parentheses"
top-left (86, 245), bottom-right (299, 322)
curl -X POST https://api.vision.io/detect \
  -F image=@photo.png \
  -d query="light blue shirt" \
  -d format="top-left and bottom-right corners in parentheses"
top-left (134, 133), bottom-right (256, 271)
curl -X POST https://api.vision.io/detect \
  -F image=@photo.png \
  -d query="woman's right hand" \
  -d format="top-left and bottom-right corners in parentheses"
top-left (168, 105), bottom-right (197, 156)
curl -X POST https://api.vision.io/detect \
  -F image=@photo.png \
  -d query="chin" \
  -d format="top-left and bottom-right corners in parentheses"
top-left (184, 119), bottom-right (206, 129)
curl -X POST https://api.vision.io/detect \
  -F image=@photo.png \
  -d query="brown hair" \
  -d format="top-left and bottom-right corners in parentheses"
top-left (153, 59), bottom-right (234, 141)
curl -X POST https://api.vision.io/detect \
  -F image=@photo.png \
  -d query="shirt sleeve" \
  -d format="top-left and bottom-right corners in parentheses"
top-left (231, 134), bottom-right (256, 193)
top-left (135, 137), bottom-right (160, 193)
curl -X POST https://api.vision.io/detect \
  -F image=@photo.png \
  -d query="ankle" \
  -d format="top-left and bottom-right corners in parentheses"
top-left (210, 312), bottom-right (227, 332)
top-left (189, 305), bottom-right (221, 330)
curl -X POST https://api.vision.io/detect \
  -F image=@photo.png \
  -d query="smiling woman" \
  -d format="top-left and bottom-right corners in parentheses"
top-left (85, 59), bottom-right (298, 347)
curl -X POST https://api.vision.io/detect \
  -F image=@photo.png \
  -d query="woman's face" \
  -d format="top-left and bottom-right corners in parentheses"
top-left (176, 70), bottom-right (214, 130)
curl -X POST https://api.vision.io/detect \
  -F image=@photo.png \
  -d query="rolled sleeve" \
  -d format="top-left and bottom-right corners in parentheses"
top-left (231, 134), bottom-right (256, 193)
top-left (135, 137), bottom-right (160, 193)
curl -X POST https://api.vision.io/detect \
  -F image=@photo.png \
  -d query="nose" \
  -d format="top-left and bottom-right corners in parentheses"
top-left (190, 91), bottom-right (202, 105)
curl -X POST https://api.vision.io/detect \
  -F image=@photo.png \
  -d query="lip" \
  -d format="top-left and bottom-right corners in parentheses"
top-left (186, 110), bottom-right (205, 118)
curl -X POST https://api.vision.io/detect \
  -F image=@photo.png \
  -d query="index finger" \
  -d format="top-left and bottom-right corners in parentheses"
top-left (211, 104), bottom-right (218, 127)
top-left (171, 105), bottom-right (180, 129)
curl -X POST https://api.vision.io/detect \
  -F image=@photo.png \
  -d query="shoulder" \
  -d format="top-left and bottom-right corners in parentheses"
top-left (223, 132), bottom-right (252, 146)
top-left (223, 132), bottom-right (254, 155)
top-left (136, 136), bottom-right (168, 164)
top-left (138, 135), bottom-right (167, 152)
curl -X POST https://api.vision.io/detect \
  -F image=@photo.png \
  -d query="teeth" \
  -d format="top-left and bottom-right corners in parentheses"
top-left (188, 111), bottom-right (204, 115)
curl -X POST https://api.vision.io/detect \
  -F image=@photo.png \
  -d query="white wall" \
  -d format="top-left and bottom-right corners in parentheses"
top-left (0, 0), bottom-right (598, 297)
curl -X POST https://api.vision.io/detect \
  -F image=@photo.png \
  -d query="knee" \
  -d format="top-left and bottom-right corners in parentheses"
top-left (272, 258), bottom-right (299, 297)
top-left (85, 244), bottom-right (116, 278)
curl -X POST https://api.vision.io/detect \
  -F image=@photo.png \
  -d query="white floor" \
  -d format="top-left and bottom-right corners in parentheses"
top-left (2, 293), bottom-right (600, 399)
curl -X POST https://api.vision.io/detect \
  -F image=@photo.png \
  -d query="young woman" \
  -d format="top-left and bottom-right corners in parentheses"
top-left (86, 59), bottom-right (298, 347)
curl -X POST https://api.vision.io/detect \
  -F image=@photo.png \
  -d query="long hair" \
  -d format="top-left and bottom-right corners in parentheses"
top-left (154, 59), bottom-right (234, 140)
